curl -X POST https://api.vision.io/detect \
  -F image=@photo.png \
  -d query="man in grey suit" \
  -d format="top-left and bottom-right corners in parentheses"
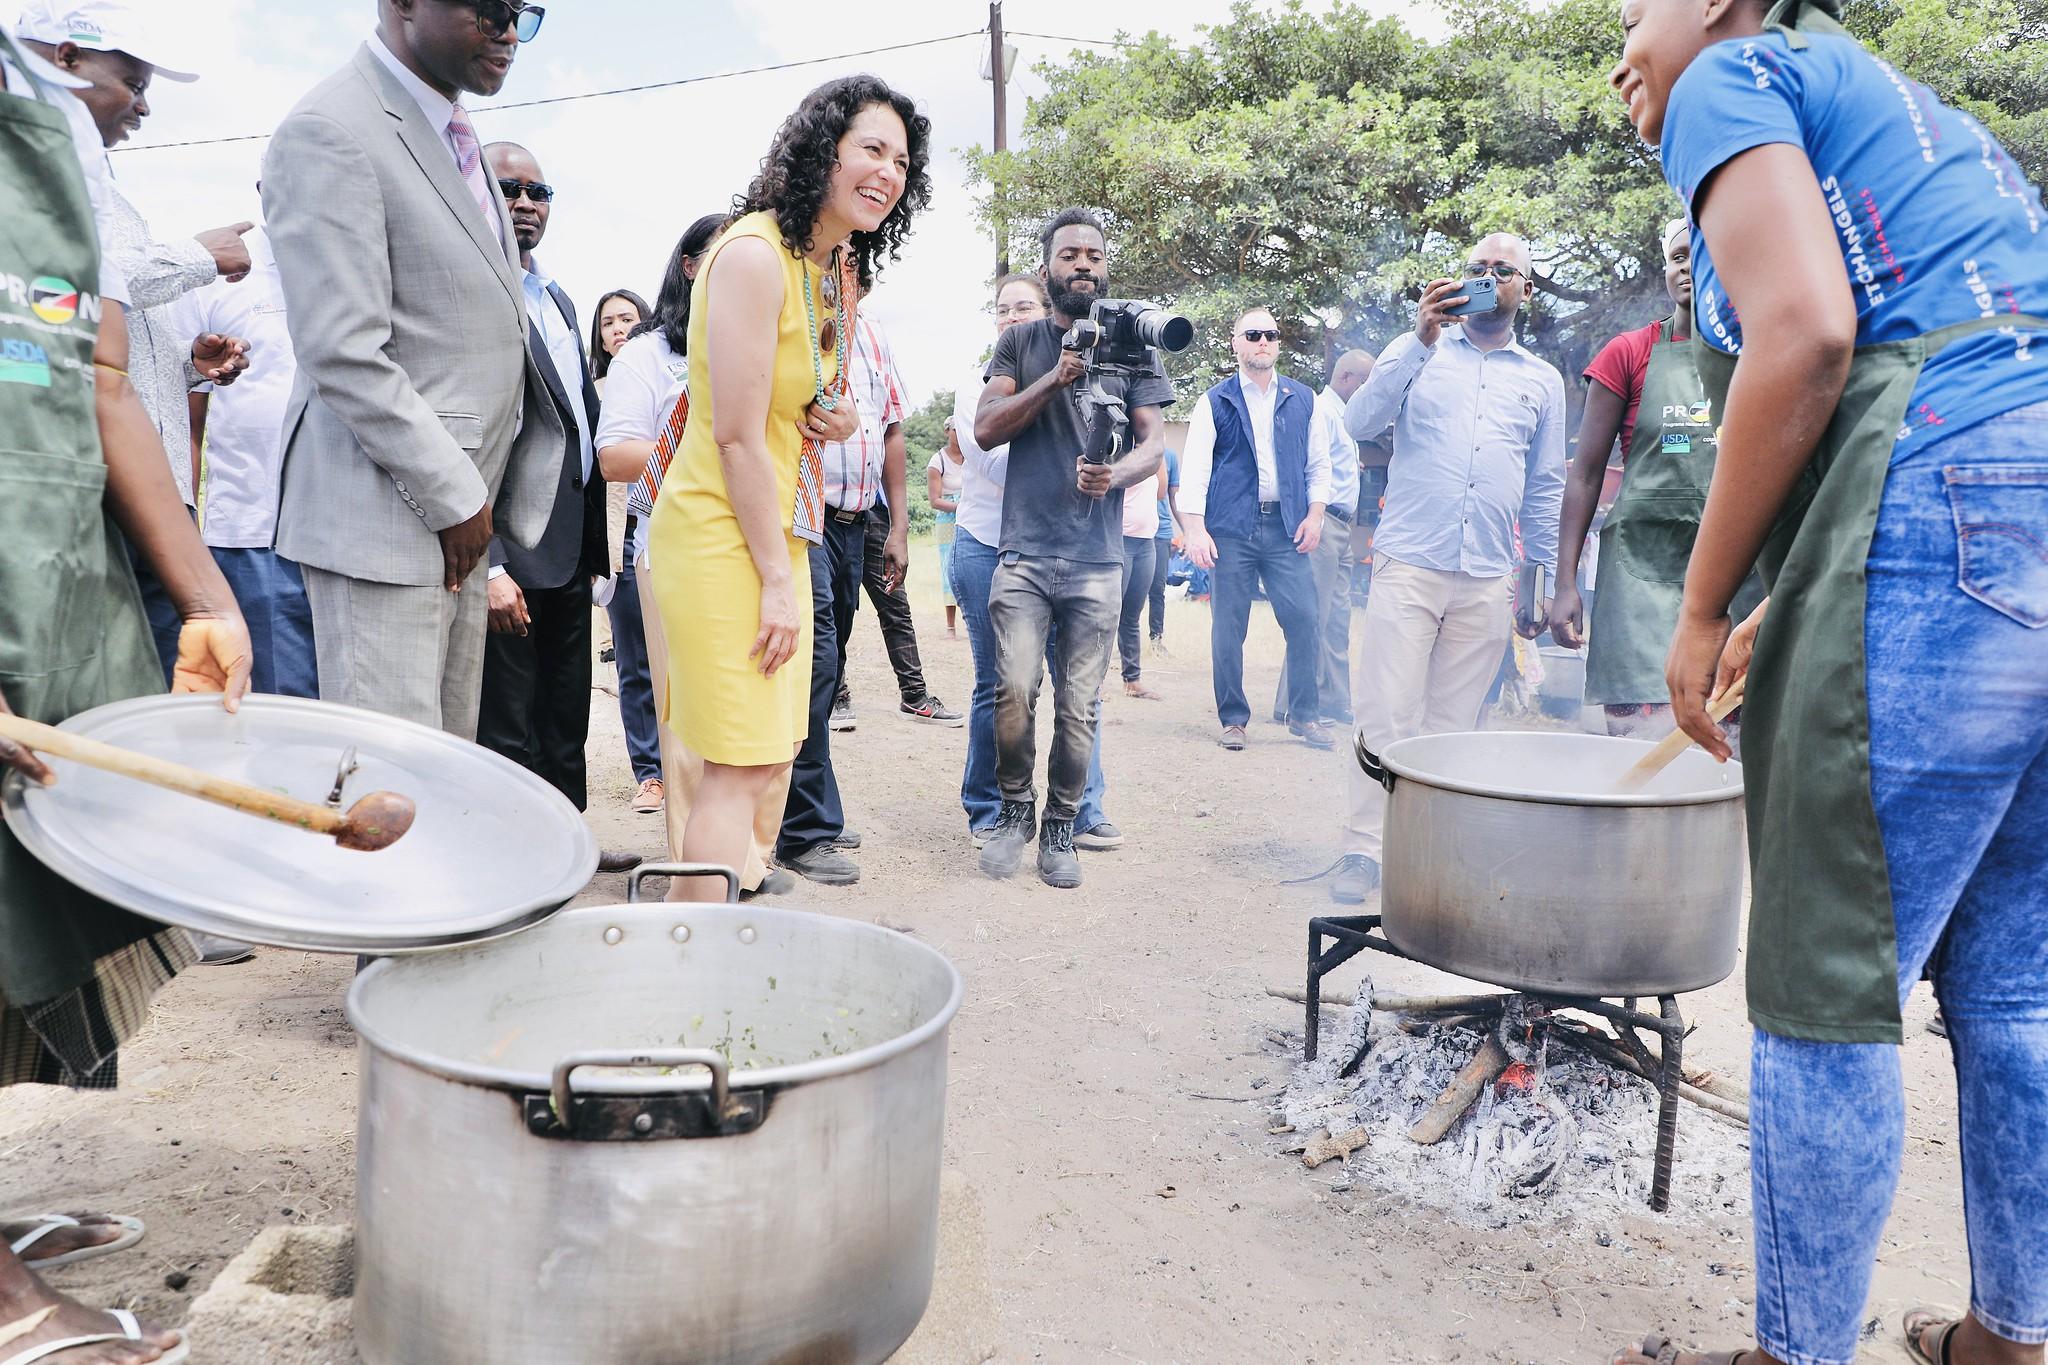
top-left (262, 0), bottom-right (561, 739)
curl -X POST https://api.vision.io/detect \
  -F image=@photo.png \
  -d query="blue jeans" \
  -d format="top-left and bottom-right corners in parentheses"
top-left (951, 529), bottom-right (1104, 834)
top-left (1750, 403), bottom-right (2048, 1365)
top-left (606, 556), bottom-right (662, 784)
top-left (776, 520), bottom-right (861, 859)
top-left (209, 546), bottom-right (317, 698)
top-left (1210, 509), bottom-right (1323, 728)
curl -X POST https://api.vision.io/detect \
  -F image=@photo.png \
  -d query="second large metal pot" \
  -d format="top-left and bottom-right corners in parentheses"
top-left (345, 875), bottom-right (963, 1364)
top-left (1360, 730), bottom-right (1745, 997)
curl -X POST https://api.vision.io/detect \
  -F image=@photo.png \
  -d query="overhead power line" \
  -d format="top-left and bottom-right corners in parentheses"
top-left (114, 27), bottom-right (1026, 154)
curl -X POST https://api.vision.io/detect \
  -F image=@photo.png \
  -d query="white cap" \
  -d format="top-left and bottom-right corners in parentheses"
top-left (1661, 217), bottom-right (1690, 256)
top-left (14, 1), bottom-right (199, 82)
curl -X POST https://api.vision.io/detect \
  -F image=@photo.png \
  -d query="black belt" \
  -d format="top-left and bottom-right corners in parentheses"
top-left (1327, 506), bottom-right (1353, 524)
top-left (1257, 501), bottom-right (1282, 516)
top-left (623, 513), bottom-right (639, 543)
top-left (828, 507), bottom-right (864, 524)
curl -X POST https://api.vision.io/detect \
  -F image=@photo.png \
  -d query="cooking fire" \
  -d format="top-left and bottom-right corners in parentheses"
top-left (1271, 976), bottom-right (1753, 1227)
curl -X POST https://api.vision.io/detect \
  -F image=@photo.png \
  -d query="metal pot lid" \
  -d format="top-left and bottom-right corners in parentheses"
top-left (0, 694), bottom-right (596, 954)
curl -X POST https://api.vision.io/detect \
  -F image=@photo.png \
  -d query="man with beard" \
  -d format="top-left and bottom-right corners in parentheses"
top-left (1179, 307), bottom-right (1335, 751)
top-left (1330, 232), bottom-right (1565, 904)
top-left (262, 0), bottom-right (563, 739)
top-left (474, 142), bottom-right (640, 873)
top-left (973, 208), bottom-right (1168, 889)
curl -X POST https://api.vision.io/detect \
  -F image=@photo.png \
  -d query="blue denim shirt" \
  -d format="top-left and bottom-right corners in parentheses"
top-left (1345, 329), bottom-right (1567, 577)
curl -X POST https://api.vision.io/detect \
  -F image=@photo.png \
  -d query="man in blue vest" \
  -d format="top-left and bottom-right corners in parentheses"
top-left (1180, 307), bottom-right (1335, 751)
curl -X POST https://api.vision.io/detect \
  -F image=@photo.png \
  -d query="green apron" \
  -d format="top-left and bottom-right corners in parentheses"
top-left (1696, 0), bottom-right (2048, 1043)
top-left (1585, 316), bottom-right (1766, 705)
top-left (0, 32), bottom-right (174, 1010)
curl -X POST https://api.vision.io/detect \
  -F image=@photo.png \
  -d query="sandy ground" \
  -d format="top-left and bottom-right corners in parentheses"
top-left (0, 552), bottom-right (1972, 1363)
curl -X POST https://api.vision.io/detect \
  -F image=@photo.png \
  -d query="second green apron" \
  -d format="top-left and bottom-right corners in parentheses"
top-left (1586, 315), bottom-right (1765, 705)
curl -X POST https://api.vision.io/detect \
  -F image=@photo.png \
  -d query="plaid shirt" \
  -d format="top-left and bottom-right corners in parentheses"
top-left (821, 315), bottom-right (906, 512)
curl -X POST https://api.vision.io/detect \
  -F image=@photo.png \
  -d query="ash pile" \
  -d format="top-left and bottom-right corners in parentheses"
top-left (1274, 978), bottom-right (1752, 1228)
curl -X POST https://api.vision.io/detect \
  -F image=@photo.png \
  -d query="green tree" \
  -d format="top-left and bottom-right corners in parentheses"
top-left (966, 0), bottom-right (2047, 420)
top-left (897, 389), bottom-right (954, 536)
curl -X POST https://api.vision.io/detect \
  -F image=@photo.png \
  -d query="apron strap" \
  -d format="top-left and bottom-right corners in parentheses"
top-left (1763, 0), bottom-right (1851, 48)
top-left (1917, 312), bottom-right (2048, 357)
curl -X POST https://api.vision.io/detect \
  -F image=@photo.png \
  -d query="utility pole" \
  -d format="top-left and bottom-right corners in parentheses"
top-left (989, 1), bottom-right (1009, 277)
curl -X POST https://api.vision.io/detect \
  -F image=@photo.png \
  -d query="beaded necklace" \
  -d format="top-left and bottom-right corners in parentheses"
top-left (802, 246), bottom-right (850, 411)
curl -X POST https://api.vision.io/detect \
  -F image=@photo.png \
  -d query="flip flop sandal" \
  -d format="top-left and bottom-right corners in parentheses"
top-left (1625, 1333), bottom-right (1753, 1365)
top-left (1904, 1307), bottom-right (1964, 1365)
top-left (6, 1215), bottom-right (145, 1270)
top-left (0, 1308), bottom-right (187, 1365)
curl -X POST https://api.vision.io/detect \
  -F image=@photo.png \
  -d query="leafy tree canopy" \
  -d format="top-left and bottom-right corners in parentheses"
top-left (965, 0), bottom-right (2046, 417)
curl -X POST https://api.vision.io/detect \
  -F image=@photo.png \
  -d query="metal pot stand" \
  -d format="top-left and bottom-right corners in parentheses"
top-left (1304, 914), bottom-right (1691, 1212)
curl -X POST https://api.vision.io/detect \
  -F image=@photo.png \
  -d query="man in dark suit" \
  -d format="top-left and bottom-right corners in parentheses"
top-left (476, 142), bottom-right (634, 869)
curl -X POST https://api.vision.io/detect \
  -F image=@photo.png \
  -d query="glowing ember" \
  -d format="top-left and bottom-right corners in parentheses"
top-left (1496, 1061), bottom-right (1537, 1095)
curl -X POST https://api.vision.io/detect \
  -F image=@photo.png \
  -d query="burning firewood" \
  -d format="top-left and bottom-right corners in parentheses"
top-left (1408, 1035), bottom-right (1512, 1145)
top-left (1302, 1126), bottom-right (1369, 1168)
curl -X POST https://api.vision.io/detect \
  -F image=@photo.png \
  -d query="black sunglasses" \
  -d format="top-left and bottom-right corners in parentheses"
top-left (1463, 261), bottom-right (1524, 281)
top-left (463, 0), bottom-right (545, 42)
top-left (1240, 328), bottom-right (1281, 342)
top-left (498, 178), bottom-right (555, 204)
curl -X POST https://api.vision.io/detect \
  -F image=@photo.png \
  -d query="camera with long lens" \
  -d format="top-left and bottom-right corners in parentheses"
top-left (1061, 299), bottom-right (1194, 464)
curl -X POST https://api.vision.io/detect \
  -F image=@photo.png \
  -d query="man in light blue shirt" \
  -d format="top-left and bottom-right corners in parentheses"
top-left (1329, 232), bottom-right (1566, 903)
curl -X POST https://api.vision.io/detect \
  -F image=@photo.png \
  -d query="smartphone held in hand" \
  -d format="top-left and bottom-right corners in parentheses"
top-left (1446, 274), bottom-right (1498, 318)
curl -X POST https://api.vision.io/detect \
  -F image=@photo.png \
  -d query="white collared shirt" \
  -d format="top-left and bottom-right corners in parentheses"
top-left (168, 227), bottom-right (296, 547)
top-left (1315, 384), bottom-right (1360, 515)
top-left (521, 255), bottom-right (592, 482)
top-left (367, 32), bottom-right (503, 247)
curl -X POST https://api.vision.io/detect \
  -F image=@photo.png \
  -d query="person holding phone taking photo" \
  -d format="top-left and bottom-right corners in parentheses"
top-left (1320, 233), bottom-right (1566, 906)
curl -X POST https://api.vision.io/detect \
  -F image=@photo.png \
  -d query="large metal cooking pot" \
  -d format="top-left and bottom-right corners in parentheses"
top-left (345, 869), bottom-right (964, 1364)
top-left (1359, 730), bottom-right (1744, 997)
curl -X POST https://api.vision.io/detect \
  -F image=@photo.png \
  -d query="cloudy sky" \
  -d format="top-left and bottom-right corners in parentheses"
top-left (108, 0), bottom-right (1426, 411)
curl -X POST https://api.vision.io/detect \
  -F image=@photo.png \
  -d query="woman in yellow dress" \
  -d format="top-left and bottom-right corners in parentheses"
top-left (649, 75), bottom-right (931, 900)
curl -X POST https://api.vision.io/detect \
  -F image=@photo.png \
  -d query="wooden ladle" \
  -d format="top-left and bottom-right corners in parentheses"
top-left (1618, 675), bottom-right (1747, 790)
top-left (0, 713), bottom-right (415, 852)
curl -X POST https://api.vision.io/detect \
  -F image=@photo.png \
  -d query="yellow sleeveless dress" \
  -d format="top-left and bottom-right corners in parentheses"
top-left (647, 211), bottom-right (840, 766)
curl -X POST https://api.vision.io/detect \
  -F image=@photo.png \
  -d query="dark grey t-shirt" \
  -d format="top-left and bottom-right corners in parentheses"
top-left (987, 318), bottom-right (1175, 565)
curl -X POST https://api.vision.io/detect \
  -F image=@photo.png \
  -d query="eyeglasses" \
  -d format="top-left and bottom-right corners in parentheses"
top-left (994, 303), bottom-right (1044, 319)
top-left (465, 0), bottom-right (545, 42)
top-left (1463, 261), bottom-right (1524, 281)
top-left (497, 178), bottom-right (554, 204)
top-left (1240, 328), bottom-right (1281, 342)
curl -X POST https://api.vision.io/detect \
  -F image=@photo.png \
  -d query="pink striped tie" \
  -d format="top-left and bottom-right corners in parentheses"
top-left (447, 104), bottom-right (500, 238)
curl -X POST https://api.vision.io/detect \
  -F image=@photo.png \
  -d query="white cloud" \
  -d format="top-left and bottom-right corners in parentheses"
top-left (109, 0), bottom-right (1429, 428)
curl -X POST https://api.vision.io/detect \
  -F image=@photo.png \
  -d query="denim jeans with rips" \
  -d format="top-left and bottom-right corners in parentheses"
top-left (987, 550), bottom-right (1120, 824)
top-left (1749, 403), bottom-right (2048, 1365)
top-left (951, 531), bottom-right (1104, 835)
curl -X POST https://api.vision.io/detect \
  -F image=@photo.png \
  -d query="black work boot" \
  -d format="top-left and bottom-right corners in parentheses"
top-left (978, 799), bottom-right (1036, 879)
top-left (1036, 818), bottom-right (1082, 890)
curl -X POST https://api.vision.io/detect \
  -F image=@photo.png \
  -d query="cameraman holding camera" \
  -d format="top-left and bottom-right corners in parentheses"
top-left (973, 208), bottom-right (1170, 889)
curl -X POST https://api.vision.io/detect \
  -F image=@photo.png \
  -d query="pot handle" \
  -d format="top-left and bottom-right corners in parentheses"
top-left (551, 1048), bottom-right (730, 1124)
top-left (626, 863), bottom-right (740, 904)
top-left (1354, 729), bottom-right (1395, 793)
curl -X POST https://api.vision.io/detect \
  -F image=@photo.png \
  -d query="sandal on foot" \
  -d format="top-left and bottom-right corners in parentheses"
top-left (6, 1215), bottom-right (144, 1270)
top-left (1622, 1332), bottom-right (1752, 1365)
top-left (1904, 1308), bottom-right (1964, 1365)
top-left (0, 1308), bottom-right (186, 1365)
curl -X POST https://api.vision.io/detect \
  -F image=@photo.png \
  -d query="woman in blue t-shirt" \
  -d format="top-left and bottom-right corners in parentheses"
top-left (1611, 2), bottom-right (2048, 1364)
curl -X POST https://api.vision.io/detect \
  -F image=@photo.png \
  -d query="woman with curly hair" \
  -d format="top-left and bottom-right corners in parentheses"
top-left (648, 74), bottom-right (930, 901)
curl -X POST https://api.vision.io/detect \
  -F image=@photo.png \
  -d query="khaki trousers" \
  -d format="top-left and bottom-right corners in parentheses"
top-left (1343, 555), bottom-right (1512, 860)
top-left (635, 548), bottom-right (784, 891)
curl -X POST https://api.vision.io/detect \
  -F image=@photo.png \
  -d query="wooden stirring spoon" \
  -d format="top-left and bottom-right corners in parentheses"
top-left (0, 713), bottom-right (415, 851)
top-left (1618, 674), bottom-right (1748, 791)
